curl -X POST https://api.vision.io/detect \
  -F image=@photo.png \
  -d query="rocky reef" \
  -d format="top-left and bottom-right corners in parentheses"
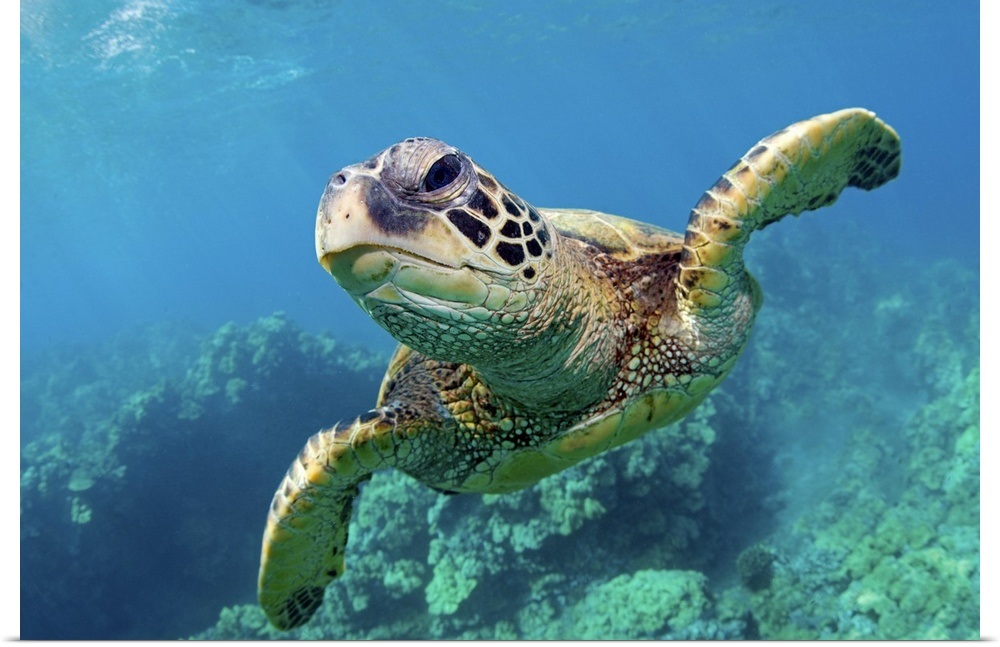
top-left (20, 314), bottom-right (387, 639)
top-left (192, 393), bottom-right (730, 640)
top-left (21, 221), bottom-right (979, 639)
top-left (197, 224), bottom-right (978, 640)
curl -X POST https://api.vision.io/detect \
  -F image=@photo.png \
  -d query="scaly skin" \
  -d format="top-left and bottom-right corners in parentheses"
top-left (258, 108), bottom-right (901, 629)
top-left (677, 109), bottom-right (901, 342)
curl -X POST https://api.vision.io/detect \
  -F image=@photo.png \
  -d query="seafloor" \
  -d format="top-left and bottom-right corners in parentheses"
top-left (20, 221), bottom-right (979, 640)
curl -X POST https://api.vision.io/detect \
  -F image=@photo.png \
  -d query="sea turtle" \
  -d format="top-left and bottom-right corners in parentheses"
top-left (258, 108), bottom-right (901, 629)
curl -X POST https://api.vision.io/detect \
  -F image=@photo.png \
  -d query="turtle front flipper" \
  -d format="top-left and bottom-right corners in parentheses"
top-left (258, 409), bottom-right (400, 630)
top-left (677, 108), bottom-right (901, 317)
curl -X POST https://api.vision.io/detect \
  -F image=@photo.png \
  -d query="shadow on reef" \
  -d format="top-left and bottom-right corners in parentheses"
top-left (20, 314), bottom-right (387, 639)
top-left (20, 219), bottom-right (980, 640)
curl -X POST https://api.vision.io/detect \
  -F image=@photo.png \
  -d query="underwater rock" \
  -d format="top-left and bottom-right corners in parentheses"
top-left (20, 314), bottom-right (387, 639)
top-left (736, 544), bottom-right (776, 592)
top-left (67, 468), bottom-right (95, 492)
top-left (740, 361), bottom-right (979, 640)
top-left (572, 569), bottom-right (711, 639)
top-left (193, 384), bottom-right (722, 640)
top-left (23, 224), bottom-right (979, 640)
top-left (69, 497), bottom-right (93, 524)
top-left (425, 552), bottom-right (480, 616)
top-left (382, 558), bottom-right (426, 597)
top-left (195, 233), bottom-right (977, 641)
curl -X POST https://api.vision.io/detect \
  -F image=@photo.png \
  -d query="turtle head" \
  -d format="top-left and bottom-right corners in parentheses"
top-left (316, 138), bottom-right (557, 362)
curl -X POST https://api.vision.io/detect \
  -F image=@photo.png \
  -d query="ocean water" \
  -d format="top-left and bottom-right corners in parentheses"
top-left (19, 0), bottom-right (980, 640)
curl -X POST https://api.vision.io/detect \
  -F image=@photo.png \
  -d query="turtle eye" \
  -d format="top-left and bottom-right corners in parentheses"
top-left (422, 154), bottom-right (462, 192)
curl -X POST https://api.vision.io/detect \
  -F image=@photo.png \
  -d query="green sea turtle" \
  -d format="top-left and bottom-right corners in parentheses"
top-left (258, 108), bottom-right (901, 629)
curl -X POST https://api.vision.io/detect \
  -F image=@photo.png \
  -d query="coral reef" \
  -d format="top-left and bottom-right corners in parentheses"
top-left (193, 225), bottom-right (979, 639)
top-left (570, 569), bottom-right (713, 639)
top-left (191, 390), bottom-right (722, 640)
top-left (736, 544), bottom-right (775, 592)
top-left (20, 314), bottom-right (388, 639)
top-left (22, 222), bottom-right (979, 640)
top-left (738, 363), bottom-right (979, 640)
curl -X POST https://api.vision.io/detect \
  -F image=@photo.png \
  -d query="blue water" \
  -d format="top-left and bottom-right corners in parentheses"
top-left (21, 0), bottom-right (978, 356)
top-left (20, 0), bottom-right (980, 640)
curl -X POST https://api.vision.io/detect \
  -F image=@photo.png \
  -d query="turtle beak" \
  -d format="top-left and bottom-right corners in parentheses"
top-left (315, 170), bottom-right (393, 295)
top-left (317, 254), bottom-right (333, 275)
top-left (315, 167), bottom-right (375, 270)
top-left (315, 166), bottom-right (471, 281)
top-left (322, 245), bottom-right (400, 296)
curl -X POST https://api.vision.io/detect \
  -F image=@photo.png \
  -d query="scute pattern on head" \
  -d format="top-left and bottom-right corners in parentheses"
top-left (356, 136), bottom-right (556, 279)
top-left (445, 169), bottom-right (554, 281)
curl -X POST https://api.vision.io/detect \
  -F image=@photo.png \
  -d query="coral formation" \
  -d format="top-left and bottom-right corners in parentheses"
top-left (571, 569), bottom-right (712, 639)
top-left (22, 224), bottom-right (979, 640)
top-left (736, 544), bottom-right (775, 592)
top-left (738, 362), bottom-right (979, 640)
top-left (20, 314), bottom-right (388, 639)
top-left (199, 226), bottom-right (976, 641)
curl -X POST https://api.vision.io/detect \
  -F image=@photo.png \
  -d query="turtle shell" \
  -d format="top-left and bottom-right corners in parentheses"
top-left (375, 208), bottom-right (684, 407)
top-left (541, 208), bottom-right (684, 261)
top-left (373, 207), bottom-right (707, 493)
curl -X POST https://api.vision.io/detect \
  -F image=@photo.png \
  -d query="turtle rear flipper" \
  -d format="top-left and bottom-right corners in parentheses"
top-left (677, 108), bottom-right (901, 316)
top-left (258, 410), bottom-right (399, 630)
